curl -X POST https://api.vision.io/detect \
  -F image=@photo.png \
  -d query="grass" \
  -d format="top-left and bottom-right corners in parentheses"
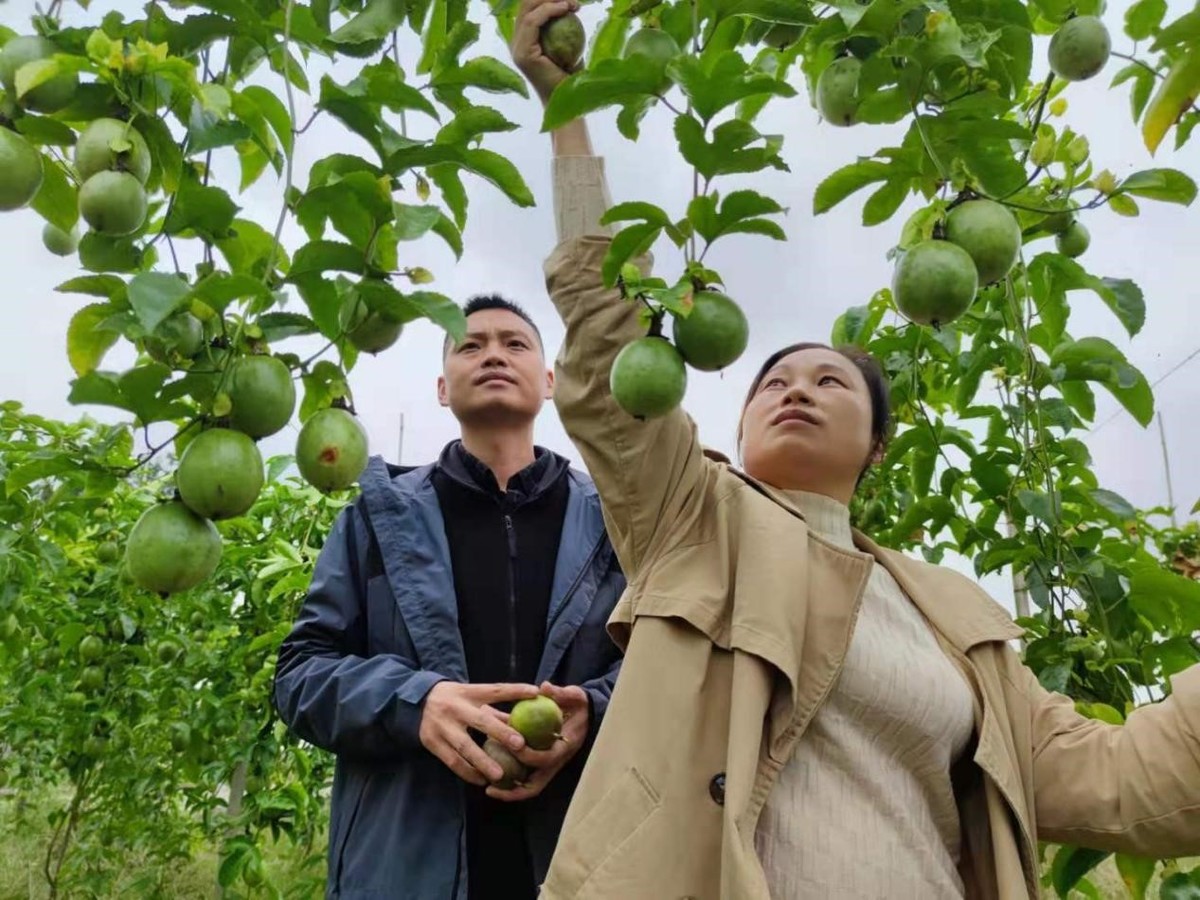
top-left (0, 788), bottom-right (327, 899)
top-left (2, 787), bottom-right (1193, 899)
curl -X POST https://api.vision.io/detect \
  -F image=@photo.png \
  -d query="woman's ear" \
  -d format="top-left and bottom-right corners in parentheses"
top-left (869, 441), bottom-right (886, 466)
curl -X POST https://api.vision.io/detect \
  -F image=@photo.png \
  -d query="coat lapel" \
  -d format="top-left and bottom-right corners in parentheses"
top-left (536, 472), bottom-right (608, 684)
top-left (358, 456), bottom-right (469, 681)
top-left (858, 534), bottom-right (1025, 652)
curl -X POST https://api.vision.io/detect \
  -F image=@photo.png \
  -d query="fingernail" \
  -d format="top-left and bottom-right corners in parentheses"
top-left (510, 736), bottom-right (523, 749)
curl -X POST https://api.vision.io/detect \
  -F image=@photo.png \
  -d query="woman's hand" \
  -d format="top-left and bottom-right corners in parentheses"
top-left (510, 0), bottom-right (582, 104)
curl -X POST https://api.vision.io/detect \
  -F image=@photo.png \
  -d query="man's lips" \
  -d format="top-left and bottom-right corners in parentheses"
top-left (475, 372), bottom-right (516, 386)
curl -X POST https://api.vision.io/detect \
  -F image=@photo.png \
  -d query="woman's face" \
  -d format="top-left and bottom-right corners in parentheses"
top-left (739, 347), bottom-right (879, 501)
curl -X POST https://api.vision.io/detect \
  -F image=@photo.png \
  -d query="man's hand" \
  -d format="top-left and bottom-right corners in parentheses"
top-left (486, 682), bottom-right (591, 802)
top-left (510, 0), bottom-right (581, 104)
top-left (419, 681), bottom-right (540, 786)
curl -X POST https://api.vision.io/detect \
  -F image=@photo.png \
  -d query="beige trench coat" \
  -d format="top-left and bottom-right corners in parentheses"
top-left (538, 235), bottom-right (1200, 899)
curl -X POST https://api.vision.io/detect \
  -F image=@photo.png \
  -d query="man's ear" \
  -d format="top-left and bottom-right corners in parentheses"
top-left (543, 367), bottom-right (555, 400)
top-left (437, 374), bottom-right (450, 408)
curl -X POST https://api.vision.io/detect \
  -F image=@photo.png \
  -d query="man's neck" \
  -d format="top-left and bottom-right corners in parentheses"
top-left (459, 426), bottom-right (537, 491)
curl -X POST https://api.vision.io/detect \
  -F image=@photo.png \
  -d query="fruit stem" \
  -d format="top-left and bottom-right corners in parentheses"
top-left (644, 303), bottom-right (667, 338)
top-left (908, 98), bottom-right (951, 187)
top-left (118, 417), bottom-right (204, 476)
top-left (1018, 72), bottom-right (1056, 169)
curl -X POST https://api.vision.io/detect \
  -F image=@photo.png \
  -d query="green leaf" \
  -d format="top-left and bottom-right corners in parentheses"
top-left (288, 241), bottom-right (366, 280)
top-left (358, 60), bottom-right (440, 120)
top-left (138, 115), bottom-right (184, 194)
top-left (1128, 561), bottom-right (1200, 633)
top-left (241, 85), bottom-right (294, 159)
top-left (588, 6), bottom-right (634, 66)
top-left (57, 275), bottom-right (126, 301)
top-left (602, 223), bottom-right (661, 288)
top-left (671, 51), bottom-right (797, 122)
top-left (1017, 488), bottom-right (1059, 524)
top-left (542, 56), bottom-right (672, 131)
top-left (400, 290), bottom-right (467, 341)
top-left (318, 75), bottom-right (391, 160)
top-left (601, 202), bottom-right (673, 227)
top-left (217, 219), bottom-right (286, 278)
top-left (5, 456), bottom-right (82, 497)
top-left (189, 272), bottom-right (274, 313)
top-left (393, 204), bottom-right (442, 240)
top-left (1028, 254), bottom-right (1146, 338)
top-left (862, 178), bottom-right (910, 226)
top-left (434, 57), bottom-right (528, 97)
top-left (67, 304), bottom-right (121, 377)
top-left (1159, 870), bottom-right (1200, 900)
top-left (1089, 488), bottom-right (1135, 520)
top-left (674, 116), bottom-right (788, 180)
top-left (31, 157), bottom-right (78, 233)
top-left (1125, 0), bottom-right (1167, 40)
top-left (428, 164), bottom-right (467, 228)
top-left (1050, 337), bottom-right (1154, 426)
top-left (237, 140), bottom-right (273, 191)
top-left (1038, 660), bottom-right (1072, 693)
top-left (1114, 854), bottom-right (1157, 900)
top-left (257, 312), bottom-right (319, 342)
top-left (431, 211), bottom-right (462, 259)
top-left (385, 144), bottom-right (533, 207)
top-left (814, 160), bottom-right (892, 214)
top-left (1051, 846), bottom-right (1111, 898)
top-left (164, 174), bottom-right (240, 241)
top-left (78, 234), bottom-right (145, 274)
top-left (617, 94), bottom-right (658, 141)
top-left (329, 0), bottom-right (408, 43)
top-left (297, 171), bottom-right (394, 247)
top-left (715, 0), bottom-right (816, 24)
top-left (14, 115), bottom-right (77, 147)
top-left (217, 842), bottom-right (250, 888)
top-left (1059, 380), bottom-right (1096, 420)
top-left (128, 273), bottom-right (191, 334)
top-left (1117, 168), bottom-right (1197, 205)
top-left (436, 105), bottom-right (517, 144)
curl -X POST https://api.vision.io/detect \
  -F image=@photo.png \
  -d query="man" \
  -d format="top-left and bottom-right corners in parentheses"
top-left (272, 294), bottom-right (626, 900)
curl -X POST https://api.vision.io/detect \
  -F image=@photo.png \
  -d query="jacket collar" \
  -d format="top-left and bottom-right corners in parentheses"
top-left (357, 456), bottom-right (612, 681)
top-left (725, 463), bottom-right (1023, 653)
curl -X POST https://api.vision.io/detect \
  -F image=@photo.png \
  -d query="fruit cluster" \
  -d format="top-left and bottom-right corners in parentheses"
top-left (125, 354), bottom-right (369, 596)
top-left (610, 290), bottom-right (749, 420)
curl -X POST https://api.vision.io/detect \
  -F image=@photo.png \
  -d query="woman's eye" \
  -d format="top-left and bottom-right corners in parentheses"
top-left (819, 375), bottom-right (844, 387)
top-left (763, 377), bottom-right (786, 390)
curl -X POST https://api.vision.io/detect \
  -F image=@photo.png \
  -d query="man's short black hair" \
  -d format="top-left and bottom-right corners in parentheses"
top-left (443, 294), bottom-right (544, 354)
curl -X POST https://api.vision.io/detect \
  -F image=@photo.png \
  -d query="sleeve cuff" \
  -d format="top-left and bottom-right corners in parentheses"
top-left (553, 155), bottom-right (614, 242)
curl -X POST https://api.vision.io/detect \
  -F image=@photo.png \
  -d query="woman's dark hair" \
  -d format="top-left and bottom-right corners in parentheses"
top-left (736, 342), bottom-right (893, 458)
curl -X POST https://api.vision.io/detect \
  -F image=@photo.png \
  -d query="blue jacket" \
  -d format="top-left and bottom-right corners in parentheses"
top-left (272, 455), bottom-right (627, 899)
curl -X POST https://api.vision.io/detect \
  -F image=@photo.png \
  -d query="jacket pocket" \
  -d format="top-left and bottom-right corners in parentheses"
top-left (331, 772), bottom-right (373, 888)
top-left (544, 766), bottom-right (660, 896)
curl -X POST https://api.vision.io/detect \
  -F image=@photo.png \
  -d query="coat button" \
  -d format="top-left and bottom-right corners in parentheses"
top-left (709, 773), bottom-right (726, 806)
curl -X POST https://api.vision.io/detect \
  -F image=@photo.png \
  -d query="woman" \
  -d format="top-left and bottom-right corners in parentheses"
top-left (503, 3), bottom-right (1200, 897)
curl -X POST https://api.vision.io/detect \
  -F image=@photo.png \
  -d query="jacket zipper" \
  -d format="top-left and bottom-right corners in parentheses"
top-left (504, 513), bottom-right (518, 679)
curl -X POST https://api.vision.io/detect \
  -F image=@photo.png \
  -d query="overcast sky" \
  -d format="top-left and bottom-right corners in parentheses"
top-left (2, 0), bottom-right (1197, 612)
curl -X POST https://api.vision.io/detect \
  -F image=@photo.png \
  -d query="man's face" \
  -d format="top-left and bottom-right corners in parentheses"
top-left (437, 308), bottom-right (554, 427)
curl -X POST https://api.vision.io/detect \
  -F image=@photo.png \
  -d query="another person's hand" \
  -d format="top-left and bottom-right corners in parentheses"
top-left (486, 682), bottom-right (591, 802)
top-left (510, 0), bottom-right (581, 104)
top-left (418, 681), bottom-right (540, 786)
